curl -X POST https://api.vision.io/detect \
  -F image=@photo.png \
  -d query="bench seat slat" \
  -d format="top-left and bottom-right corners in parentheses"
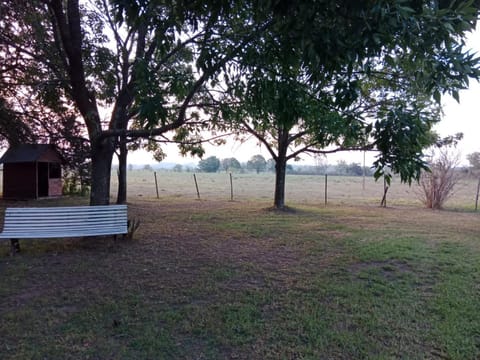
top-left (0, 231), bottom-right (126, 239)
top-left (6, 210), bottom-right (125, 215)
top-left (5, 218), bottom-right (126, 226)
top-left (0, 227), bottom-right (125, 234)
top-left (5, 211), bottom-right (127, 217)
top-left (0, 225), bottom-right (126, 232)
top-left (5, 208), bottom-right (126, 213)
top-left (2, 225), bottom-right (127, 233)
top-left (5, 219), bottom-right (125, 224)
top-left (0, 229), bottom-right (127, 236)
top-left (4, 213), bottom-right (126, 219)
top-left (4, 205), bottom-right (126, 212)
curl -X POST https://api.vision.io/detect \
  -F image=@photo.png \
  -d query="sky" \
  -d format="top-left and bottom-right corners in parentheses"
top-left (130, 28), bottom-right (480, 167)
top-left (432, 25), bottom-right (480, 166)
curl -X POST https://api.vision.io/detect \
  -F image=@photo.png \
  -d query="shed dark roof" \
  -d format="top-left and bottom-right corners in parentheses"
top-left (0, 144), bottom-right (62, 164)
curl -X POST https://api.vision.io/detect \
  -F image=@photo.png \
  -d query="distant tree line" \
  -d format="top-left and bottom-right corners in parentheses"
top-left (124, 151), bottom-right (480, 183)
top-left (121, 154), bottom-right (373, 176)
top-left (185, 154), bottom-right (373, 176)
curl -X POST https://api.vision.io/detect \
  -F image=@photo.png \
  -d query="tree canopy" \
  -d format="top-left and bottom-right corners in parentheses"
top-left (1, 0), bottom-right (263, 203)
top-left (208, 0), bottom-right (480, 208)
top-left (198, 156), bottom-right (220, 173)
top-left (221, 157), bottom-right (242, 172)
top-left (1, 0), bottom-right (479, 207)
top-left (247, 155), bottom-right (267, 174)
top-left (467, 152), bottom-right (480, 172)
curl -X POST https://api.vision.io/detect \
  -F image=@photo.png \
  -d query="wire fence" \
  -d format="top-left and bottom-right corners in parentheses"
top-left (110, 170), bottom-right (480, 211)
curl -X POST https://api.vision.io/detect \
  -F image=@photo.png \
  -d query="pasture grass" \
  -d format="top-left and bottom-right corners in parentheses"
top-left (0, 173), bottom-right (479, 358)
top-left (121, 170), bottom-right (479, 211)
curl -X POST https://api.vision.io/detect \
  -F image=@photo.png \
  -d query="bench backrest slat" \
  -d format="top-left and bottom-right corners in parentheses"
top-left (0, 205), bottom-right (128, 238)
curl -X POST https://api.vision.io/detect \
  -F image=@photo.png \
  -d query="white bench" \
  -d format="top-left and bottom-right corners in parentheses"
top-left (0, 205), bottom-right (128, 254)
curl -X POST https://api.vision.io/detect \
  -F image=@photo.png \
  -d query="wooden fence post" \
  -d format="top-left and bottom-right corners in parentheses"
top-left (324, 174), bottom-right (328, 206)
top-left (193, 173), bottom-right (200, 199)
top-left (362, 151), bottom-right (366, 191)
top-left (154, 172), bottom-right (159, 199)
top-left (475, 177), bottom-right (480, 211)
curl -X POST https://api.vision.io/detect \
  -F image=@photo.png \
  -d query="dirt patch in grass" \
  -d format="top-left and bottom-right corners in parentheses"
top-left (349, 259), bottom-right (414, 276)
top-left (129, 198), bottom-right (306, 270)
top-left (208, 236), bottom-right (300, 270)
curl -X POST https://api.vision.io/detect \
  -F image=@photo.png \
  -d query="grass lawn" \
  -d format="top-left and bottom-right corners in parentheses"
top-left (0, 173), bottom-right (479, 359)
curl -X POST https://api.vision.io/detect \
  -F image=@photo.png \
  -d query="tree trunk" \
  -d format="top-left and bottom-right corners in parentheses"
top-left (274, 155), bottom-right (287, 209)
top-left (116, 136), bottom-right (128, 204)
top-left (89, 138), bottom-right (115, 205)
top-left (47, 1), bottom-right (114, 205)
top-left (273, 129), bottom-right (289, 210)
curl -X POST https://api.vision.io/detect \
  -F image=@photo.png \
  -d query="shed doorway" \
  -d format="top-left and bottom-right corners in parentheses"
top-left (38, 162), bottom-right (49, 197)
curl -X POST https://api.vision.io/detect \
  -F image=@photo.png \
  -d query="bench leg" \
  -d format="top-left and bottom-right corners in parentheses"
top-left (10, 239), bottom-right (20, 256)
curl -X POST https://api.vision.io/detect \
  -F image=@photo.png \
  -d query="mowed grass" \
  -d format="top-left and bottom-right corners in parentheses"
top-left (0, 172), bottom-right (479, 359)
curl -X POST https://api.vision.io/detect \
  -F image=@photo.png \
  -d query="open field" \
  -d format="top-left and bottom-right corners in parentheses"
top-left (119, 170), bottom-right (480, 210)
top-left (0, 172), bottom-right (479, 359)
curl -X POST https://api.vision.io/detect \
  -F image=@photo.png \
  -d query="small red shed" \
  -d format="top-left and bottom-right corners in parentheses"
top-left (0, 144), bottom-right (63, 199)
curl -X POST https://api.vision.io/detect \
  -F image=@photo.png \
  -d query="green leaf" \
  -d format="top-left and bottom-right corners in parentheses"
top-left (451, 90), bottom-right (460, 103)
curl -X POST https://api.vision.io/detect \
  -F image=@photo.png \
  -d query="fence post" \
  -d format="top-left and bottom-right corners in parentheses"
top-left (475, 177), bottom-right (480, 211)
top-left (362, 151), bottom-right (366, 191)
top-left (324, 174), bottom-right (328, 206)
top-left (154, 171), bottom-right (159, 199)
top-left (230, 173), bottom-right (234, 201)
top-left (193, 173), bottom-right (201, 199)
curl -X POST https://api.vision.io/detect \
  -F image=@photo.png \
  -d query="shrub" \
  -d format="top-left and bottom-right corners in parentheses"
top-left (417, 149), bottom-right (461, 209)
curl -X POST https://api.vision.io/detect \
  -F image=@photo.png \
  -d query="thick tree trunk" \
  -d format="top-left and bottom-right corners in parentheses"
top-left (89, 138), bottom-right (115, 205)
top-left (48, 1), bottom-right (114, 205)
top-left (273, 129), bottom-right (289, 210)
top-left (274, 155), bottom-right (287, 209)
top-left (116, 136), bottom-right (128, 204)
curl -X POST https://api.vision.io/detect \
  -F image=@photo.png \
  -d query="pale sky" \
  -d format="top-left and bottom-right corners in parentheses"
top-left (131, 28), bottom-right (480, 167)
top-left (432, 27), bottom-right (480, 166)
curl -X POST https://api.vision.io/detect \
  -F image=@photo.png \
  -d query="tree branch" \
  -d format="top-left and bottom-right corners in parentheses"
top-left (48, 0), bottom-right (101, 136)
top-left (100, 19), bottom-right (274, 141)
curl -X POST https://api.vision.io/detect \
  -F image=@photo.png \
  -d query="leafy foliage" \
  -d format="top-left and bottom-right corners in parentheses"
top-left (1, 0), bottom-right (261, 203)
top-left (1, 0), bottom-right (479, 206)
top-left (198, 156), bottom-right (220, 173)
top-left (467, 152), bottom-right (480, 172)
top-left (247, 155), bottom-right (267, 174)
top-left (208, 0), bottom-right (480, 208)
top-left (221, 157), bottom-right (242, 172)
top-left (0, 98), bottom-right (35, 147)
